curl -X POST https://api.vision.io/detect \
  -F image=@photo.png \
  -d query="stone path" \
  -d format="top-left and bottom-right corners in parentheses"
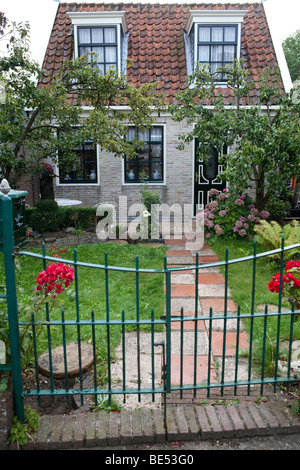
top-left (164, 236), bottom-right (251, 402)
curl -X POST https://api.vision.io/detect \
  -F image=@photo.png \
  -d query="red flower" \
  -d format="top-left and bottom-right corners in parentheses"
top-left (36, 262), bottom-right (74, 295)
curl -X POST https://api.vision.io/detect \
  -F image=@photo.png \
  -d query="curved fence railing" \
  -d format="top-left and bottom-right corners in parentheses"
top-left (1, 238), bottom-right (300, 426)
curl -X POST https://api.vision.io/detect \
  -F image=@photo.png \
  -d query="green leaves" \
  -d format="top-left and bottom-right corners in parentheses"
top-left (170, 59), bottom-right (300, 211)
top-left (0, 22), bottom-right (164, 182)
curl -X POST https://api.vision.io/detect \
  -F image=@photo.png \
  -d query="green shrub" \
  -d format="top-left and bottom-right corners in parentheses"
top-left (26, 203), bottom-right (98, 233)
top-left (30, 208), bottom-right (66, 232)
top-left (254, 219), bottom-right (300, 263)
top-left (265, 197), bottom-right (290, 223)
top-left (64, 207), bottom-right (97, 230)
top-left (35, 199), bottom-right (58, 213)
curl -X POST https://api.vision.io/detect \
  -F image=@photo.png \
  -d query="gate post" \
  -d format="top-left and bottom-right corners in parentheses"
top-left (1, 192), bottom-right (25, 423)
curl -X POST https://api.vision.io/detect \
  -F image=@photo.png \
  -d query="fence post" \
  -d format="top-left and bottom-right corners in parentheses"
top-left (2, 194), bottom-right (25, 423)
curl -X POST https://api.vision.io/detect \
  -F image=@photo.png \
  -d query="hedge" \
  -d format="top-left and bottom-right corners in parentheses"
top-left (26, 202), bottom-right (100, 233)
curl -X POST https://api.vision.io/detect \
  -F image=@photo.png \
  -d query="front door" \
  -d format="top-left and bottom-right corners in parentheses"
top-left (194, 141), bottom-right (226, 215)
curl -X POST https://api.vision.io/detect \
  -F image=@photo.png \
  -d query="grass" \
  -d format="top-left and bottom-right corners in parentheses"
top-left (4, 242), bottom-right (167, 368)
top-left (210, 238), bottom-right (300, 376)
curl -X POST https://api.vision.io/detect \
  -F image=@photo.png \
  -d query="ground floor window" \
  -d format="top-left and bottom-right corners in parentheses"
top-left (59, 140), bottom-right (98, 184)
top-left (124, 126), bottom-right (164, 183)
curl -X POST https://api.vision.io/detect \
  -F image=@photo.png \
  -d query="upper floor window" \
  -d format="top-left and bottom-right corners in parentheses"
top-left (78, 26), bottom-right (118, 74)
top-left (67, 11), bottom-right (128, 76)
top-left (184, 9), bottom-right (247, 81)
top-left (197, 24), bottom-right (237, 80)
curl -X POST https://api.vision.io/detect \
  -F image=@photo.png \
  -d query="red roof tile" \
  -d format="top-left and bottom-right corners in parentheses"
top-left (40, 2), bottom-right (284, 104)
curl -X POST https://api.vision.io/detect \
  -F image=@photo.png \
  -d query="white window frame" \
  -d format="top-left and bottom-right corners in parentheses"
top-left (122, 124), bottom-right (167, 186)
top-left (67, 11), bottom-right (128, 77)
top-left (185, 10), bottom-right (248, 85)
top-left (55, 143), bottom-right (101, 187)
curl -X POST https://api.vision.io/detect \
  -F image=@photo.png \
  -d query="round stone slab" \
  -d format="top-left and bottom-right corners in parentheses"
top-left (38, 342), bottom-right (94, 378)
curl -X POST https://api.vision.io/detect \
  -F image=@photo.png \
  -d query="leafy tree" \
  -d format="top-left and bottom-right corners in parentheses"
top-left (169, 60), bottom-right (300, 211)
top-left (283, 30), bottom-right (300, 83)
top-left (0, 21), bottom-right (165, 185)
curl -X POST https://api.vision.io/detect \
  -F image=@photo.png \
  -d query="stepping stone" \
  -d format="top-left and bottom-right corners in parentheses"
top-left (170, 331), bottom-right (209, 355)
top-left (170, 355), bottom-right (217, 386)
top-left (196, 273), bottom-right (225, 284)
top-left (170, 313), bottom-right (206, 331)
top-left (189, 249), bottom-right (216, 256)
top-left (198, 284), bottom-right (230, 298)
top-left (164, 239), bottom-right (186, 245)
top-left (194, 256), bottom-right (220, 264)
top-left (166, 250), bottom-right (192, 257)
top-left (38, 342), bottom-right (94, 378)
top-left (171, 297), bottom-right (202, 313)
top-left (169, 273), bottom-right (195, 284)
top-left (167, 256), bottom-right (194, 264)
top-left (210, 331), bottom-right (249, 356)
top-left (204, 312), bottom-right (244, 332)
top-left (200, 298), bottom-right (237, 313)
top-left (168, 265), bottom-right (195, 274)
top-left (168, 284), bottom-right (196, 297)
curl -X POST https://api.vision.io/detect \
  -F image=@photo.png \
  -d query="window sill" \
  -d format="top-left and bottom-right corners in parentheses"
top-left (56, 182), bottom-right (100, 187)
top-left (122, 182), bottom-right (166, 186)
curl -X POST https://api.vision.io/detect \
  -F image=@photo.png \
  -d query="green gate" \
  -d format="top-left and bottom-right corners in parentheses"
top-left (1, 188), bottom-right (300, 425)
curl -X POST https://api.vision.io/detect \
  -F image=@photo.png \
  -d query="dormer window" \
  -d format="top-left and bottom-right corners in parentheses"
top-left (68, 11), bottom-right (128, 76)
top-left (184, 9), bottom-right (247, 80)
top-left (78, 26), bottom-right (118, 74)
top-left (197, 24), bottom-right (237, 80)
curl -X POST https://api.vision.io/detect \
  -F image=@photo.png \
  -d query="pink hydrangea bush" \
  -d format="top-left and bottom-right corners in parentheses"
top-left (197, 189), bottom-right (269, 241)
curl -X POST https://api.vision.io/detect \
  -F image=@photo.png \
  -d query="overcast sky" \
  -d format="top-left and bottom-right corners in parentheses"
top-left (1, 0), bottom-right (299, 66)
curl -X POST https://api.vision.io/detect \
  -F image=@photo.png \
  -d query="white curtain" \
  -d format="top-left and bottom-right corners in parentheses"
top-left (224, 27), bottom-right (236, 42)
top-left (105, 46), bottom-right (117, 63)
top-left (91, 28), bottom-right (103, 44)
top-left (211, 27), bottom-right (223, 42)
top-left (151, 128), bottom-right (162, 141)
top-left (78, 28), bottom-right (90, 44)
top-left (198, 27), bottom-right (210, 42)
top-left (198, 45), bottom-right (210, 62)
top-left (104, 27), bottom-right (116, 43)
top-left (224, 45), bottom-right (235, 61)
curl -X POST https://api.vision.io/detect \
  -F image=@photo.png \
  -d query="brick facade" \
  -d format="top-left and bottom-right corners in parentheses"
top-left (54, 116), bottom-right (195, 217)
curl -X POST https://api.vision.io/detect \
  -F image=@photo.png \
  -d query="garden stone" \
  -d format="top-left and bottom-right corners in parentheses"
top-left (38, 342), bottom-right (94, 378)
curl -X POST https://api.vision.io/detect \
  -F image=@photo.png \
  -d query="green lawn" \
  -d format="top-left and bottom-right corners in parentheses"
top-left (210, 238), bottom-right (300, 375)
top-left (5, 242), bottom-right (167, 367)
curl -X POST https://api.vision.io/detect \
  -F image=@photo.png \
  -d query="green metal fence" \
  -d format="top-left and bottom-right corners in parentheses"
top-left (8, 240), bottom-right (300, 424)
top-left (1, 192), bottom-right (299, 425)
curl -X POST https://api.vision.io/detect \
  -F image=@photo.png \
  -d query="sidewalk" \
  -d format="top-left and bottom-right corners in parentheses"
top-left (14, 235), bottom-right (300, 450)
top-left (17, 400), bottom-right (300, 450)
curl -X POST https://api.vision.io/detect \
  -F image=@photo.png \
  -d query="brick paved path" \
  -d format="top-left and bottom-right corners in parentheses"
top-left (165, 237), bottom-right (250, 396)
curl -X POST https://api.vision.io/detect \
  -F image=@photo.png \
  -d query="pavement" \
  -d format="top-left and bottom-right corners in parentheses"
top-left (14, 399), bottom-right (300, 450)
top-left (10, 231), bottom-right (300, 450)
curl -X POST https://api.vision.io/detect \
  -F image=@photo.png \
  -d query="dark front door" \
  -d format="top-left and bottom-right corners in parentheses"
top-left (194, 141), bottom-right (226, 215)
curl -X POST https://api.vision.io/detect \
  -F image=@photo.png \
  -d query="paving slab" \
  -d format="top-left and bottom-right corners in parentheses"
top-left (198, 284), bottom-right (231, 298)
top-left (171, 297), bottom-right (202, 313)
top-left (170, 331), bottom-right (209, 355)
top-left (210, 331), bottom-right (249, 356)
top-left (170, 354), bottom-right (217, 386)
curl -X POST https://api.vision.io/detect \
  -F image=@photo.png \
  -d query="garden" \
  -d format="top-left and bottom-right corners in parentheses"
top-left (199, 188), bottom-right (300, 379)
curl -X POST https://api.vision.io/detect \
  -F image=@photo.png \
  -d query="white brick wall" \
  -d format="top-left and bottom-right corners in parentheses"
top-left (54, 116), bottom-right (195, 218)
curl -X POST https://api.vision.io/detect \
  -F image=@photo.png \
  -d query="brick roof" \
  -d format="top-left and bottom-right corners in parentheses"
top-left (40, 2), bottom-right (284, 104)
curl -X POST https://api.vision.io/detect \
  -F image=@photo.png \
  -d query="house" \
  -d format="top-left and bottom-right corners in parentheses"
top-left (40, 2), bottom-right (290, 218)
